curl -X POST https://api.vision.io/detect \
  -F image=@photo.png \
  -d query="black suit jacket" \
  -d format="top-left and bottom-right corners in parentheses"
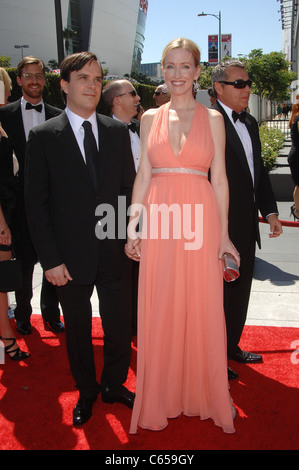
top-left (0, 99), bottom-right (62, 263)
top-left (0, 99), bottom-right (62, 182)
top-left (214, 101), bottom-right (278, 253)
top-left (25, 111), bottom-right (135, 284)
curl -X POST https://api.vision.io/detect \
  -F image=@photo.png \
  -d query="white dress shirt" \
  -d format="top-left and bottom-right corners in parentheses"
top-left (21, 96), bottom-right (45, 141)
top-left (65, 107), bottom-right (99, 162)
top-left (112, 115), bottom-right (140, 172)
top-left (219, 100), bottom-right (254, 184)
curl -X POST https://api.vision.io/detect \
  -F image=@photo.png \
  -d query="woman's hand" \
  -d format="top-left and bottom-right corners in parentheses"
top-left (125, 236), bottom-right (141, 262)
top-left (218, 236), bottom-right (240, 267)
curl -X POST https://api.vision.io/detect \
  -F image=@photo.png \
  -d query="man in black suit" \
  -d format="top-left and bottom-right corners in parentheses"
top-left (212, 60), bottom-right (282, 377)
top-left (0, 56), bottom-right (63, 335)
top-left (25, 52), bottom-right (136, 425)
top-left (102, 79), bottom-right (140, 335)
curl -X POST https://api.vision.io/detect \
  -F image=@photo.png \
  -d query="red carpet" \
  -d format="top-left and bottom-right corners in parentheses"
top-left (0, 315), bottom-right (298, 451)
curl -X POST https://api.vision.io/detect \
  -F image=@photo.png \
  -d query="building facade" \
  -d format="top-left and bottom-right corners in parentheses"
top-left (0, 0), bottom-right (147, 75)
top-left (280, 0), bottom-right (299, 96)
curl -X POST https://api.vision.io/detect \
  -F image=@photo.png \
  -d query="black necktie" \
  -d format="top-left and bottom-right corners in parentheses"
top-left (128, 122), bottom-right (136, 133)
top-left (82, 121), bottom-right (98, 190)
top-left (232, 110), bottom-right (247, 123)
top-left (25, 102), bottom-right (42, 113)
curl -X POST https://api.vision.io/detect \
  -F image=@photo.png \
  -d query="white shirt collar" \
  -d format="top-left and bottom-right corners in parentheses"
top-left (217, 100), bottom-right (238, 125)
top-left (21, 96), bottom-right (44, 109)
top-left (66, 106), bottom-right (97, 132)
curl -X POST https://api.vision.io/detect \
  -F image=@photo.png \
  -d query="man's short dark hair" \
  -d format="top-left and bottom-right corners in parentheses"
top-left (60, 52), bottom-right (103, 103)
top-left (211, 59), bottom-right (246, 98)
top-left (17, 56), bottom-right (46, 77)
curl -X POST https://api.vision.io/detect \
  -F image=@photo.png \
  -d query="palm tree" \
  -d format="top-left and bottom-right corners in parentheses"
top-left (63, 28), bottom-right (76, 56)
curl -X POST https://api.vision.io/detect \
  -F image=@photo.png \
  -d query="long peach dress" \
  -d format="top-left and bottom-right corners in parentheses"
top-left (130, 102), bottom-right (235, 435)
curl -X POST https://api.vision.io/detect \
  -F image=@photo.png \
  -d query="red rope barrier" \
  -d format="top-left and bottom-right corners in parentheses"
top-left (258, 216), bottom-right (299, 227)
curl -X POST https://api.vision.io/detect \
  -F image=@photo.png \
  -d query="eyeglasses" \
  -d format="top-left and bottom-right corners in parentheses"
top-left (154, 91), bottom-right (167, 96)
top-left (218, 79), bottom-right (252, 89)
top-left (21, 73), bottom-right (45, 81)
top-left (117, 90), bottom-right (137, 97)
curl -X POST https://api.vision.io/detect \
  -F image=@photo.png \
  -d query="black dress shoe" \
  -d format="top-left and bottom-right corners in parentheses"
top-left (73, 395), bottom-right (98, 426)
top-left (230, 350), bottom-right (263, 364)
top-left (43, 320), bottom-right (65, 333)
top-left (16, 321), bottom-right (32, 335)
top-left (228, 367), bottom-right (238, 380)
top-left (102, 385), bottom-right (135, 409)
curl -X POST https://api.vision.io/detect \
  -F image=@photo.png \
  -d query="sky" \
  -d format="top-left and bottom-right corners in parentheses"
top-left (141, 0), bottom-right (283, 64)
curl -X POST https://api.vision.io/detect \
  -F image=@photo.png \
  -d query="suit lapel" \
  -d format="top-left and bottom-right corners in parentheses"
top-left (216, 101), bottom-right (253, 183)
top-left (244, 116), bottom-right (261, 186)
top-left (55, 112), bottom-right (96, 191)
top-left (11, 99), bottom-right (27, 148)
top-left (96, 114), bottom-right (111, 192)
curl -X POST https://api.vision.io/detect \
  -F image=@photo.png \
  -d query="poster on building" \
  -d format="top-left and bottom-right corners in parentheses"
top-left (208, 35), bottom-right (219, 64)
top-left (222, 34), bottom-right (232, 59)
top-left (208, 34), bottom-right (232, 63)
top-left (140, 0), bottom-right (148, 15)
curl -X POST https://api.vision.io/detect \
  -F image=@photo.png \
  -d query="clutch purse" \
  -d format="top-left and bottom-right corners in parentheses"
top-left (223, 253), bottom-right (240, 282)
top-left (0, 253), bottom-right (23, 293)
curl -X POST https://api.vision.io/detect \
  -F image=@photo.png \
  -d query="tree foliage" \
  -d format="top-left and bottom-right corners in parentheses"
top-left (246, 49), bottom-right (296, 102)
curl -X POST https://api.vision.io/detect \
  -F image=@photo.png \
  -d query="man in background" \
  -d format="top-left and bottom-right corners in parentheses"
top-left (212, 60), bottom-right (282, 378)
top-left (0, 56), bottom-right (63, 335)
top-left (102, 79), bottom-right (140, 335)
top-left (153, 83), bottom-right (170, 107)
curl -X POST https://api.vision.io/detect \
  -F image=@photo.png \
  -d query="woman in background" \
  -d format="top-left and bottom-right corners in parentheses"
top-left (288, 100), bottom-right (299, 220)
top-left (0, 67), bottom-right (29, 361)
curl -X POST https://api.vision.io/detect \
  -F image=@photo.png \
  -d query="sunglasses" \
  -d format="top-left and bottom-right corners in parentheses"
top-left (117, 90), bottom-right (137, 97)
top-left (154, 91), bottom-right (167, 96)
top-left (218, 79), bottom-right (252, 89)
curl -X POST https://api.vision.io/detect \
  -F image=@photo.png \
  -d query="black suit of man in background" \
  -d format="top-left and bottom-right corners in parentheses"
top-left (212, 60), bottom-right (282, 378)
top-left (0, 56), bottom-right (62, 335)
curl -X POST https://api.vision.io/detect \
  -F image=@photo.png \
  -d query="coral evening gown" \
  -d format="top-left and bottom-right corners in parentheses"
top-left (130, 102), bottom-right (235, 434)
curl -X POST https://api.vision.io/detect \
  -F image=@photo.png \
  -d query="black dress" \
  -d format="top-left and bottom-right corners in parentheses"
top-left (288, 115), bottom-right (299, 186)
top-left (0, 134), bottom-right (18, 251)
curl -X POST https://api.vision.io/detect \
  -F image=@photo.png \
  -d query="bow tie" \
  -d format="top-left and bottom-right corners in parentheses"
top-left (26, 102), bottom-right (43, 113)
top-left (128, 122), bottom-right (136, 133)
top-left (232, 110), bottom-right (247, 123)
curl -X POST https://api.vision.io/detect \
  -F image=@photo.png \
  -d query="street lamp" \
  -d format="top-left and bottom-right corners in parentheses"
top-left (14, 44), bottom-right (29, 59)
top-left (198, 11), bottom-right (222, 62)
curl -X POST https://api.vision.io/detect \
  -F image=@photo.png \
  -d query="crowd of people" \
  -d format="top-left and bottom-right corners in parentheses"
top-left (0, 38), bottom-right (283, 434)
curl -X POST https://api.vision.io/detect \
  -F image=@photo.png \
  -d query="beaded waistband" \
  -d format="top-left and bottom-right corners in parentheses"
top-left (152, 167), bottom-right (208, 177)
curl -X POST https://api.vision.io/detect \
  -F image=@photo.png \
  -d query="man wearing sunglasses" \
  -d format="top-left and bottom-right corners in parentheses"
top-left (153, 83), bottom-right (171, 107)
top-left (102, 79), bottom-right (141, 335)
top-left (212, 60), bottom-right (282, 379)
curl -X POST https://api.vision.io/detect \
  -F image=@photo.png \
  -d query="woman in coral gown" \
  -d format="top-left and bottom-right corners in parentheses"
top-left (125, 38), bottom-right (240, 434)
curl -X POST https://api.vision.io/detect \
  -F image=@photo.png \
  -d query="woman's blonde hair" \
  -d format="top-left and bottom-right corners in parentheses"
top-left (0, 67), bottom-right (12, 104)
top-left (161, 37), bottom-right (201, 68)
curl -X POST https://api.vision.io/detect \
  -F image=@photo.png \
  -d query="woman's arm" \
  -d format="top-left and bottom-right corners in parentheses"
top-left (125, 109), bottom-right (156, 260)
top-left (208, 109), bottom-right (240, 265)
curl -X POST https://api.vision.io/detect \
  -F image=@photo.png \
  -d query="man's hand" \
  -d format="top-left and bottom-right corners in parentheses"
top-left (267, 214), bottom-right (283, 238)
top-left (45, 264), bottom-right (73, 286)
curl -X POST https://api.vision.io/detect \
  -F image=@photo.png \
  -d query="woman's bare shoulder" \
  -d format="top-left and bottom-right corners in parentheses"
top-left (140, 107), bottom-right (159, 130)
top-left (207, 107), bottom-right (224, 122)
